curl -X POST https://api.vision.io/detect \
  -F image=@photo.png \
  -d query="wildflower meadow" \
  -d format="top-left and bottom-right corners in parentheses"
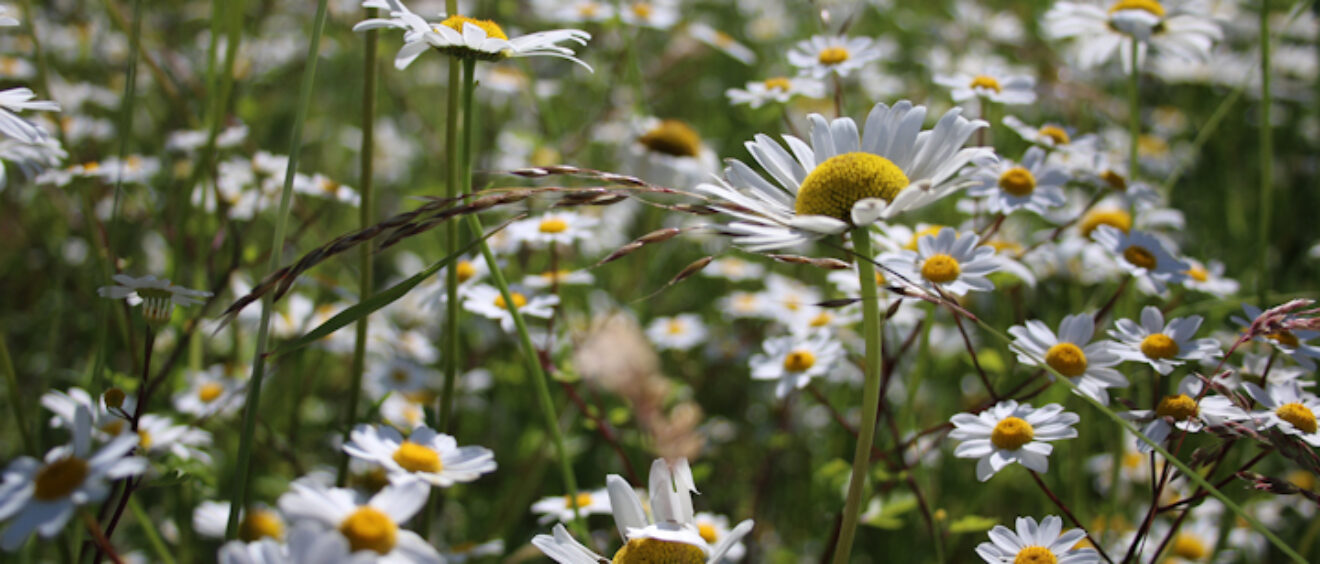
top-left (3, 0), bottom-right (1320, 562)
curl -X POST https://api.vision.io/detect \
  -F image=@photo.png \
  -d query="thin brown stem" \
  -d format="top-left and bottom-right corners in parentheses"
top-left (1028, 471), bottom-right (1114, 564)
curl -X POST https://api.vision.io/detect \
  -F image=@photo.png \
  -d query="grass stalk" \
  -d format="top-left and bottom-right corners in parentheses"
top-left (1256, 0), bottom-right (1273, 305)
top-left (1127, 36), bottom-right (1141, 186)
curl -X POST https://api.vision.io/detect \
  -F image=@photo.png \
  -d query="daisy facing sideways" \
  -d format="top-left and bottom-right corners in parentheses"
top-left (97, 274), bottom-right (212, 324)
top-left (949, 400), bottom-right (1080, 482)
top-left (1009, 313), bottom-right (1127, 404)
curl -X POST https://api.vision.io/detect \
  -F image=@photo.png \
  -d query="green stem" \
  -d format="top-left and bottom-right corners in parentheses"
top-left (0, 331), bottom-right (34, 456)
top-left (127, 497), bottom-right (176, 564)
top-left (1127, 36), bottom-right (1141, 186)
top-left (1256, 0), bottom-right (1273, 305)
top-left (833, 227), bottom-right (884, 564)
top-left (225, 0), bottom-right (329, 538)
top-left (439, 57), bottom-right (462, 433)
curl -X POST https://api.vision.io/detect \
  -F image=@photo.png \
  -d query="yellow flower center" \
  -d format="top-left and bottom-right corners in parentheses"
top-left (198, 382), bottom-right (224, 403)
top-left (1038, 126), bottom-right (1070, 145)
top-left (1185, 266), bottom-right (1208, 282)
top-left (1100, 170), bottom-right (1128, 191)
top-left (240, 509), bottom-right (285, 542)
top-left (818, 47), bottom-right (850, 65)
top-left (631, 3), bottom-right (653, 20)
top-left (563, 492), bottom-right (593, 508)
top-left (698, 523), bottom-right (718, 544)
top-left (921, 254), bottom-right (962, 283)
top-left (494, 293), bottom-right (528, 310)
top-left (969, 75), bottom-right (1002, 93)
top-left (539, 217), bottom-right (569, 234)
top-left (1155, 394), bottom-right (1198, 421)
top-left (810, 312), bottom-right (833, 327)
top-left (138, 429), bottom-right (153, 450)
top-left (1045, 342), bottom-right (1088, 377)
top-left (1109, 0), bottom-right (1166, 17)
top-left (101, 420), bottom-right (125, 436)
top-left (1123, 245), bottom-right (1158, 270)
top-left (905, 226), bottom-right (947, 251)
top-left (1079, 208), bottom-right (1132, 238)
top-left (764, 77), bottom-right (793, 91)
top-left (1014, 546), bottom-right (1057, 564)
top-left (990, 416), bottom-right (1035, 450)
top-left (455, 260), bottom-right (476, 283)
top-left (83, 161), bottom-right (101, 172)
top-left (794, 152), bottom-right (909, 221)
top-left (783, 350), bottom-right (816, 372)
top-left (33, 457), bottom-right (89, 501)
top-left (667, 319), bottom-right (686, 335)
top-left (578, 2), bottom-right (600, 18)
top-left (1287, 469), bottom-right (1316, 491)
top-left (1276, 402), bottom-right (1318, 434)
top-left (638, 119), bottom-right (702, 158)
top-left (998, 167), bottom-right (1036, 197)
top-left (1171, 533), bottom-right (1207, 560)
top-left (439, 15), bottom-right (508, 40)
top-left (392, 442), bottom-right (443, 473)
top-left (612, 538), bottom-right (706, 564)
top-left (339, 507), bottom-right (398, 555)
top-left (1140, 334), bottom-right (1180, 360)
top-left (1267, 331), bottom-right (1300, 348)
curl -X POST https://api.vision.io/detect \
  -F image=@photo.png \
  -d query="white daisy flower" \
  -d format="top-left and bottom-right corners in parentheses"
top-left (949, 400), bottom-right (1080, 481)
top-left (687, 23), bottom-right (755, 64)
top-left (880, 228), bottom-right (1001, 296)
top-left (1009, 313), bottom-right (1127, 404)
top-left (531, 0), bottom-right (615, 24)
top-left (97, 274), bottom-right (212, 324)
top-left (379, 393), bottom-right (429, 431)
top-left (530, 487), bottom-right (613, 524)
top-left (716, 290), bottom-right (769, 320)
top-left (698, 101), bottom-right (992, 251)
top-left (1091, 225), bottom-right (1189, 293)
top-left (933, 69), bottom-right (1036, 106)
top-left (964, 146), bottom-right (1069, 216)
top-left (41, 387), bottom-right (134, 440)
top-left (461, 284), bottom-right (558, 332)
top-left (1002, 115), bottom-right (1099, 154)
top-left (700, 257), bottom-right (766, 282)
top-left (1231, 304), bottom-right (1320, 370)
top-left (136, 414), bottom-right (213, 463)
top-left (787, 35), bottom-right (890, 79)
top-left (619, 0), bottom-right (681, 30)
top-left (354, 0), bottom-right (592, 70)
top-left (0, 406), bottom-right (147, 550)
top-left (646, 314), bottom-right (709, 351)
top-left (343, 424), bottom-right (496, 488)
top-left (975, 515), bottom-right (1099, 563)
top-left (749, 330), bottom-right (842, 398)
top-left (194, 500), bottom-right (286, 542)
top-left (217, 522), bottom-right (382, 564)
top-left (1108, 306), bottom-right (1220, 374)
top-left (364, 356), bottom-right (435, 401)
top-left (1243, 381), bottom-right (1320, 447)
top-left (693, 512), bottom-right (747, 561)
top-left (629, 117), bottom-right (718, 188)
top-left (0, 87), bottom-right (60, 144)
top-left (277, 478), bottom-right (441, 563)
top-left (522, 269), bottom-right (595, 289)
top-left (1124, 375), bottom-right (1243, 453)
top-left (0, 7), bottom-right (18, 27)
top-left (1180, 258), bottom-right (1238, 297)
top-left (443, 539), bottom-right (505, 562)
top-left (509, 211), bottom-right (599, 247)
top-left (1043, 0), bottom-right (1222, 74)
top-left (725, 76), bottom-right (826, 109)
top-left (174, 366), bottom-right (245, 420)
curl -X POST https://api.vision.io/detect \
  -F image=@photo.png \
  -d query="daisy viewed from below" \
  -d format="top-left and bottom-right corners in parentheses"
top-left (1108, 306), bottom-right (1219, 374)
top-left (1009, 313), bottom-right (1127, 404)
top-left (949, 400), bottom-right (1080, 481)
top-left (725, 76), bottom-right (826, 109)
top-left (975, 515), bottom-right (1099, 563)
top-left (788, 35), bottom-right (889, 78)
top-left (462, 284), bottom-right (558, 332)
top-left (749, 330), bottom-right (842, 398)
top-left (1043, 0), bottom-right (1222, 73)
top-left (698, 101), bottom-right (993, 251)
top-left (531, 487), bottom-right (613, 524)
top-left (354, 0), bottom-right (592, 70)
top-left (97, 274), bottom-right (212, 324)
top-left (277, 478), bottom-right (441, 563)
top-left (964, 146), bottom-right (1069, 216)
top-left (1243, 380), bottom-right (1320, 447)
top-left (880, 228), bottom-right (1001, 296)
top-left (343, 424), bottom-right (497, 487)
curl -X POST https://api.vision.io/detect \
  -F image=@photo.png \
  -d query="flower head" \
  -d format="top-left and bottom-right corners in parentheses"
top-left (277, 478), bottom-right (440, 562)
top-left (1243, 381), bottom-right (1320, 447)
top-left (1108, 306), bottom-right (1219, 374)
top-left (788, 35), bottom-right (890, 78)
top-left (1044, 0), bottom-right (1222, 74)
top-left (1009, 313), bottom-right (1127, 404)
top-left (750, 330), bottom-right (843, 398)
top-left (97, 274), bottom-right (212, 324)
top-left (343, 424), bottom-right (497, 488)
top-left (950, 400), bottom-right (1080, 481)
top-left (975, 515), bottom-right (1099, 563)
top-left (881, 228), bottom-right (1002, 296)
top-left (965, 146), bottom-right (1069, 216)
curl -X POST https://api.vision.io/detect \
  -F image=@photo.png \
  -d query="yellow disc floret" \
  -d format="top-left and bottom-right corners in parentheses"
top-left (1140, 334), bottom-right (1180, 360)
top-left (1185, 265), bottom-right (1208, 282)
top-left (970, 75), bottom-right (1003, 93)
top-left (1155, 394), bottom-right (1198, 421)
top-left (1123, 245), bottom-right (1158, 270)
top-left (764, 77), bottom-right (793, 91)
top-left (539, 217), bottom-right (569, 234)
top-left (564, 492), bottom-right (594, 508)
top-left (638, 119), bottom-right (702, 158)
top-left (818, 46), bottom-right (850, 65)
top-left (1045, 343), bottom-right (1088, 377)
top-left (455, 260), bottom-right (477, 283)
top-left (783, 350), bottom-right (816, 372)
top-left (439, 15), bottom-right (508, 40)
top-left (1079, 208), bottom-right (1132, 238)
top-left (1014, 546), bottom-right (1058, 564)
top-left (612, 538), bottom-right (706, 564)
top-left (494, 293), bottom-right (528, 310)
top-left (1276, 402), bottom-right (1318, 434)
top-left (392, 442), bottom-right (443, 473)
top-left (1170, 533), bottom-right (1207, 560)
top-left (240, 509), bottom-right (285, 542)
top-left (698, 523), bottom-right (718, 544)
top-left (1109, 0), bottom-right (1166, 17)
top-left (921, 254), bottom-right (962, 284)
top-left (1038, 126), bottom-right (1070, 146)
top-left (33, 457), bottom-right (89, 501)
top-left (991, 416), bottom-right (1035, 450)
top-left (794, 152), bottom-right (909, 221)
top-left (339, 507), bottom-right (398, 555)
top-left (998, 167), bottom-right (1036, 197)
top-left (198, 382), bottom-right (224, 403)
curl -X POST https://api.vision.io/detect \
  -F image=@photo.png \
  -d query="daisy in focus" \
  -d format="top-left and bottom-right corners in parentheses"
top-left (880, 228), bottom-right (1002, 297)
top-left (975, 515), bottom-right (1099, 563)
top-left (1043, 0), bottom-right (1222, 73)
top-left (343, 424), bottom-right (497, 487)
top-left (1009, 313), bottom-right (1127, 404)
top-left (1108, 306), bottom-right (1219, 374)
top-left (964, 146), bottom-right (1069, 216)
top-left (725, 76), bottom-right (826, 109)
top-left (788, 35), bottom-right (889, 78)
top-left (949, 400), bottom-right (1080, 482)
top-left (1243, 380), bottom-right (1320, 447)
top-left (749, 330), bottom-right (842, 398)
top-left (1124, 375), bottom-right (1243, 453)
top-left (97, 274), bottom-right (212, 324)
top-left (277, 478), bottom-right (441, 562)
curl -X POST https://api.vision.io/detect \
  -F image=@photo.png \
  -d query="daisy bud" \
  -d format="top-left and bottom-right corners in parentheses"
top-left (103, 388), bottom-right (126, 409)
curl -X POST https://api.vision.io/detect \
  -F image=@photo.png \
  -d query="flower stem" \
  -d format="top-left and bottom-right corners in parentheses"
top-left (1256, 0), bottom-right (1273, 305)
top-left (438, 56), bottom-right (463, 434)
top-left (833, 227), bottom-right (884, 564)
top-left (1127, 36), bottom-right (1141, 187)
top-left (225, 0), bottom-right (329, 539)
top-left (0, 331), bottom-right (34, 455)
top-left (1028, 471), bottom-right (1114, 564)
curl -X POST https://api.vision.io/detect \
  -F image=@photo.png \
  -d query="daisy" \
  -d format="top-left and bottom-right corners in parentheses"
top-left (194, 500), bottom-right (286, 542)
top-left (1108, 306), bottom-right (1220, 374)
top-left (1043, 0), bottom-right (1222, 73)
top-left (693, 512), bottom-right (747, 561)
top-left (174, 366), bottom-right (245, 419)
top-left (443, 539), bottom-right (505, 562)
top-left (749, 330), bottom-right (842, 398)
top-left (880, 228), bottom-right (1001, 296)
top-left (277, 478), bottom-right (440, 563)
top-left (700, 257), bottom-right (766, 282)
top-left (97, 274), bottom-right (212, 324)
top-left (532, 0), bottom-right (615, 24)
top-left (716, 290), bottom-right (769, 320)
top-left (522, 269), bottom-right (595, 289)
top-left (1230, 304), bottom-right (1320, 370)
top-left (725, 76), bottom-right (826, 109)
top-left (646, 314), bottom-right (709, 351)
top-left (933, 69), bottom-right (1036, 106)
top-left (0, 406), bottom-right (147, 550)
top-left (949, 400), bottom-right (1079, 481)
top-left (975, 515), bottom-right (1099, 563)
top-left (343, 424), bottom-right (497, 487)
top-left (0, 7), bottom-right (17, 27)
top-left (619, 0), bottom-right (681, 30)
top-left (1091, 225), bottom-right (1189, 293)
top-left (461, 284), bottom-right (558, 332)
top-left (1180, 258), bottom-right (1238, 297)
top-left (687, 23), bottom-right (755, 64)
top-left (364, 356), bottom-right (435, 401)
top-left (41, 387), bottom-right (134, 440)
top-left (1009, 313), bottom-right (1128, 404)
top-left (0, 87), bottom-right (60, 144)
top-left (1125, 375), bottom-right (1243, 453)
top-left (136, 414), bottom-right (213, 463)
top-left (379, 393), bottom-right (429, 431)
top-left (787, 35), bottom-right (889, 78)
top-left (530, 487), bottom-right (613, 524)
top-left (698, 100), bottom-right (992, 251)
top-left (354, 0), bottom-right (592, 70)
top-left (629, 117), bottom-right (718, 188)
top-left (1243, 381), bottom-right (1320, 447)
top-left (1002, 115), bottom-right (1098, 153)
top-left (964, 146), bottom-right (1069, 216)
top-left (508, 211), bottom-right (599, 247)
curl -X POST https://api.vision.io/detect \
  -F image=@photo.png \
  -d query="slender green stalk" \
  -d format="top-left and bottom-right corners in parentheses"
top-left (1256, 0), bottom-right (1273, 305)
top-left (225, 0), bottom-right (330, 538)
top-left (833, 227), bottom-right (884, 564)
top-left (128, 497), bottom-right (176, 564)
top-left (0, 332), bottom-right (34, 456)
top-left (439, 57), bottom-right (462, 432)
top-left (1127, 36), bottom-right (1141, 186)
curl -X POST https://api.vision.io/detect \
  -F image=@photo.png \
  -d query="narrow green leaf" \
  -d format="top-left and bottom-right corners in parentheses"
top-left (947, 515), bottom-right (998, 534)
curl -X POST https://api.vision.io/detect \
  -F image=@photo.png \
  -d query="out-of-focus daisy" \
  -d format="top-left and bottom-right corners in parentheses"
top-left (646, 314), bottom-right (709, 352)
top-left (881, 228), bottom-right (1001, 296)
top-left (725, 76), bottom-right (825, 109)
top-left (1009, 313), bottom-right (1127, 404)
top-left (949, 400), bottom-right (1079, 481)
top-left (277, 478), bottom-right (440, 562)
top-left (379, 393), bottom-right (429, 431)
top-left (509, 211), bottom-right (599, 247)
top-left (41, 387), bottom-right (133, 440)
top-left (194, 500), bottom-right (286, 542)
top-left (1243, 381), bottom-right (1320, 447)
top-left (532, 0), bottom-right (615, 24)
top-left (530, 487), bottom-right (613, 524)
top-left (619, 0), bottom-right (680, 30)
top-left (694, 512), bottom-right (747, 561)
top-left (933, 69), bottom-right (1036, 106)
top-left (174, 365), bottom-right (244, 419)
top-left (687, 23), bottom-right (755, 64)
top-left (788, 35), bottom-right (889, 78)
top-left (1108, 306), bottom-right (1219, 374)
top-left (717, 290), bottom-right (769, 320)
top-left (343, 424), bottom-right (496, 487)
top-left (293, 173), bottom-right (359, 205)
top-left (975, 515), bottom-right (1098, 563)
top-left (750, 330), bottom-right (842, 398)
top-left (965, 146), bottom-right (1068, 216)
top-left (0, 87), bottom-right (59, 144)
top-left (97, 274), bottom-right (212, 324)
top-left (354, 0), bottom-right (592, 70)
top-left (1180, 258), bottom-right (1238, 297)
top-left (443, 539), bottom-right (505, 562)
top-left (1003, 115), bottom-right (1098, 154)
top-left (0, 7), bottom-right (18, 27)
top-left (701, 257), bottom-right (766, 282)
top-left (1124, 375), bottom-right (1242, 453)
top-left (698, 101), bottom-right (992, 251)
top-left (629, 117), bottom-right (718, 188)
top-left (523, 269), bottom-right (594, 289)
top-left (0, 406), bottom-right (147, 550)
top-left (1043, 0), bottom-right (1222, 73)
top-left (1231, 304), bottom-right (1320, 370)
top-left (462, 284), bottom-right (558, 332)
top-left (1091, 225), bottom-right (1189, 293)
top-left (136, 414), bottom-right (213, 463)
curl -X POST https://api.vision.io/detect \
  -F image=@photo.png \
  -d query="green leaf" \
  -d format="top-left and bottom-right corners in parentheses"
top-left (948, 515), bottom-right (998, 534)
